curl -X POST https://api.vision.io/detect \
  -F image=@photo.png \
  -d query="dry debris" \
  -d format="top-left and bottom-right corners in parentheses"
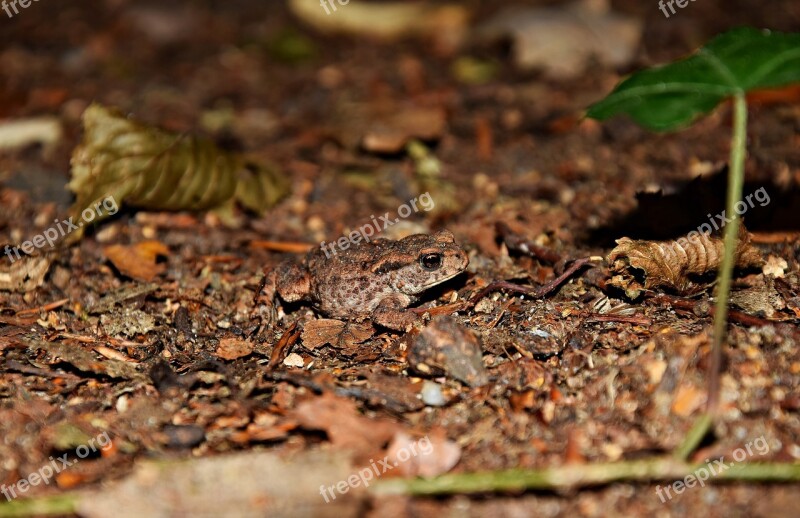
top-left (409, 316), bottom-right (489, 387)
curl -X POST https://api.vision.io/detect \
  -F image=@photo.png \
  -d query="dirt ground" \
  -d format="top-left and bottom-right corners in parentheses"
top-left (1, 0), bottom-right (799, 516)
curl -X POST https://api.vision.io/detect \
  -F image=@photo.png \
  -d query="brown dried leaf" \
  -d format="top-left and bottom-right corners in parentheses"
top-left (103, 241), bottom-right (169, 282)
top-left (608, 230), bottom-right (764, 298)
top-left (362, 107), bottom-right (447, 153)
top-left (293, 393), bottom-right (398, 455)
top-left (301, 319), bottom-right (375, 349)
top-left (216, 337), bottom-right (254, 361)
top-left (331, 100), bottom-right (446, 152)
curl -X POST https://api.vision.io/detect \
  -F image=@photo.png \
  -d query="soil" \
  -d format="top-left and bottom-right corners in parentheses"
top-left (1, 1), bottom-right (799, 517)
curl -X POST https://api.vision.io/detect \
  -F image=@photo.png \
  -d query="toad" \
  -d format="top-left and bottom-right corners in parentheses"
top-left (273, 230), bottom-right (469, 331)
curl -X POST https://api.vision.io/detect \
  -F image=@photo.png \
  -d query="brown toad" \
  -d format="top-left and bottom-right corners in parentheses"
top-left (274, 230), bottom-right (469, 331)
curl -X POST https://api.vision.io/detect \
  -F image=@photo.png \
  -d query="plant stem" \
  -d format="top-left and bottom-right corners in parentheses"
top-left (673, 413), bottom-right (713, 460)
top-left (707, 92), bottom-right (748, 415)
top-left (0, 495), bottom-right (77, 518)
top-left (372, 460), bottom-right (800, 496)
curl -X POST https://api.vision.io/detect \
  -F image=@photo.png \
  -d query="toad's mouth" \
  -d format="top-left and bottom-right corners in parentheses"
top-left (404, 268), bottom-right (468, 295)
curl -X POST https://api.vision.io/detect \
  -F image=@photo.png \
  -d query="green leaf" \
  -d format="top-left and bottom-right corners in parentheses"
top-left (587, 27), bottom-right (800, 131)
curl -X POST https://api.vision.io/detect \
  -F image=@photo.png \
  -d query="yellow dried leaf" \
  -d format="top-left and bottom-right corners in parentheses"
top-left (69, 104), bottom-right (289, 234)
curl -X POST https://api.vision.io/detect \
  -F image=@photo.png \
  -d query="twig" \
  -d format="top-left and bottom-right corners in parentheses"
top-left (584, 313), bottom-right (651, 326)
top-left (15, 298), bottom-right (68, 317)
top-left (646, 293), bottom-right (782, 328)
top-left (469, 257), bottom-right (595, 307)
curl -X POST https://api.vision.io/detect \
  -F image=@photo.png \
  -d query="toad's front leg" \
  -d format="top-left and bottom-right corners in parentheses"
top-left (371, 294), bottom-right (418, 332)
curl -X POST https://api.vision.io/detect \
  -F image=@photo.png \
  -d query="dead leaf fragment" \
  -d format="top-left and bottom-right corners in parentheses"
top-left (608, 230), bottom-right (764, 298)
top-left (216, 337), bottom-right (255, 360)
top-left (288, 0), bottom-right (468, 52)
top-left (478, 1), bottom-right (642, 78)
top-left (293, 393), bottom-right (398, 455)
top-left (302, 319), bottom-right (375, 349)
top-left (104, 241), bottom-right (169, 282)
top-left (0, 116), bottom-right (62, 151)
top-left (0, 250), bottom-right (52, 292)
top-left (332, 101), bottom-right (447, 153)
top-left (671, 384), bottom-right (706, 417)
top-left (362, 107), bottom-right (447, 154)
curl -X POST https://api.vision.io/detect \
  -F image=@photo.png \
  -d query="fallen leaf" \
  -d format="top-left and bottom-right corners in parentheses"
top-left (216, 337), bottom-right (254, 360)
top-left (293, 393), bottom-right (398, 455)
top-left (69, 103), bottom-right (289, 233)
top-left (608, 229), bottom-right (764, 298)
top-left (104, 241), bottom-right (170, 282)
top-left (288, 0), bottom-right (468, 53)
top-left (477, 1), bottom-right (641, 78)
top-left (302, 319), bottom-right (375, 349)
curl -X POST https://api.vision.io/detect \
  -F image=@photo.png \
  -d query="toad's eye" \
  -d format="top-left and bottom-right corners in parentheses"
top-left (419, 253), bottom-right (442, 271)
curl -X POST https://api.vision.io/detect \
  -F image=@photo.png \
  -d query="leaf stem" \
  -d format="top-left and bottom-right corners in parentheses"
top-left (707, 92), bottom-right (748, 415)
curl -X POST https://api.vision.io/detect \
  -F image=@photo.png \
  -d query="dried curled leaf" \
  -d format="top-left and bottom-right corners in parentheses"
top-left (69, 103), bottom-right (289, 231)
top-left (608, 230), bottom-right (763, 298)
